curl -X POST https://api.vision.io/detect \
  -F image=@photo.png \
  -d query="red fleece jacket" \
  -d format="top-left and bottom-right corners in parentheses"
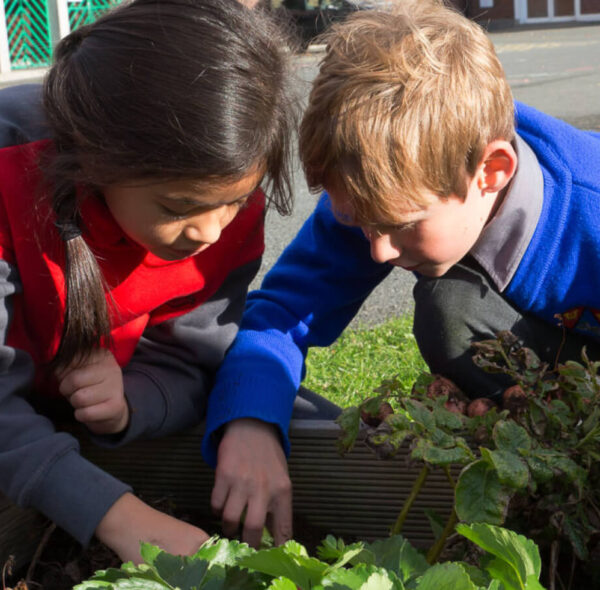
top-left (0, 140), bottom-right (265, 394)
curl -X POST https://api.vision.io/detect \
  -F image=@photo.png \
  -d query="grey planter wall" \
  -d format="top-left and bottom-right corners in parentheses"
top-left (0, 420), bottom-right (456, 569)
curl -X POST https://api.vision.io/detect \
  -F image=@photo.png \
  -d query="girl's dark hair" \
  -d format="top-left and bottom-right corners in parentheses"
top-left (44, 0), bottom-right (297, 369)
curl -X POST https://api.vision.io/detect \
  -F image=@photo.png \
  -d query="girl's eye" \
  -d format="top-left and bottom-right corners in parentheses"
top-left (159, 195), bottom-right (251, 220)
top-left (159, 205), bottom-right (189, 220)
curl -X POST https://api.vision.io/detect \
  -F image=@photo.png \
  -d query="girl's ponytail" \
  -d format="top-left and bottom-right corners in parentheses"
top-left (50, 186), bottom-right (111, 369)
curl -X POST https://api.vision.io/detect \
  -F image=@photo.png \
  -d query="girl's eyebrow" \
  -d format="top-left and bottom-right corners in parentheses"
top-left (159, 187), bottom-right (258, 208)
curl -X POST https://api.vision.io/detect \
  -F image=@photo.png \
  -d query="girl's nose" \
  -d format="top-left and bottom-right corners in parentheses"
top-left (184, 209), bottom-right (224, 245)
top-left (367, 232), bottom-right (401, 264)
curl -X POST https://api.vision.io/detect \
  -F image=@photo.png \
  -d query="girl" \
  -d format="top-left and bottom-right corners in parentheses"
top-left (0, 0), bottom-right (295, 563)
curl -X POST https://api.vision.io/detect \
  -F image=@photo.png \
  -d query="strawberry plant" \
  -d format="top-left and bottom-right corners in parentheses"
top-left (74, 523), bottom-right (544, 589)
top-left (336, 331), bottom-right (600, 589)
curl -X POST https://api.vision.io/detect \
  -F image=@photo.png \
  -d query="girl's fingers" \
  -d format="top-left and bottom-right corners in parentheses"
top-left (68, 386), bottom-right (110, 409)
top-left (58, 365), bottom-right (104, 397)
top-left (74, 399), bottom-right (120, 423)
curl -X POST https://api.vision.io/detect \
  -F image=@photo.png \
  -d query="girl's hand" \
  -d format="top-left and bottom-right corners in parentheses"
top-left (57, 349), bottom-right (129, 434)
top-left (212, 418), bottom-right (293, 548)
top-left (96, 493), bottom-right (210, 563)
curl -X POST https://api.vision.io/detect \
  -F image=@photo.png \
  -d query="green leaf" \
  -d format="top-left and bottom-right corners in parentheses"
top-left (455, 461), bottom-right (512, 524)
top-left (405, 401), bottom-right (436, 433)
top-left (239, 543), bottom-right (327, 588)
top-left (267, 577), bottom-right (298, 590)
top-left (524, 574), bottom-right (546, 590)
top-left (110, 579), bottom-right (170, 590)
top-left (140, 544), bottom-right (162, 566)
top-left (423, 509), bottom-right (445, 541)
top-left (429, 428), bottom-right (456, 448)
top-left (431, 406), bottom-right (465, 430)
top-left (525, 455), bottom-right (554, 484)
top-left (361, 571), bottom-right (401, 590)
top-left (485, 557), bottom-right (526, 590)
top-left (454, 562), bottom-right (490, 587)
top-left (539, 453), bottom-right (587, 489)
top-left (75, 582), bottom-right (119, 590)
top-left (415, 563), bottom-right (477, 590)
top-left (321, 563), bottom-right (376, 589)
top-left (456, 523), bottom-right (542, 590)
top-left (194, 537), bottom-right (255, 565)
top-left (157, 553), bottom-right (212, 589)
top-left (480, 448), bottom-right (529, 489)
top-left (336, 406), bottom-right (362, 454)
top-left (358, 535), bottom-right (428, 582)
top-left (317, 535), bottom-right (364, 563)
top-left (563, 515), bottom-right (590, 561)
top-left (422, 444), bottom-right (474, 467)
top-left (493, 421), bottom-right (531, 454)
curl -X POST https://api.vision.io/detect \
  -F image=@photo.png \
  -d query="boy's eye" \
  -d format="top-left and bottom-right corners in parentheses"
top-left (392, 222), bottom-right (416, 231)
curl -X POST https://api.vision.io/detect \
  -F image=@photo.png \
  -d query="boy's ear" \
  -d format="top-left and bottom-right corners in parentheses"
top-left (476, 140), bottom-right (518, 194)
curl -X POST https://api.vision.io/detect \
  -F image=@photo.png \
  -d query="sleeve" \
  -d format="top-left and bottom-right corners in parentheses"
top-left (90, 257), bottom-right (262, 448)
top-left (0, 84), bottom-right (49, 146)
top-left (0, 259), bottom-right (131, 546)
top-left (202, 194), bottom-right (394, 466)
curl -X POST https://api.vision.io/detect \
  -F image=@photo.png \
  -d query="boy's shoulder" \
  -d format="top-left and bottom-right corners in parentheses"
top-left (515, 102), bottom-right (600, 186)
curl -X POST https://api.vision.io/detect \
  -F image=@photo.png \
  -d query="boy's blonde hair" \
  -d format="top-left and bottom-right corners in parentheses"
top-left (299, 0), bottom-right (515, 224)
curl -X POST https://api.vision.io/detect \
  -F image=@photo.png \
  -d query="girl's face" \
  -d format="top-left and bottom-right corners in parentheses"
top-left (102, 168), bottom-right (264, 261)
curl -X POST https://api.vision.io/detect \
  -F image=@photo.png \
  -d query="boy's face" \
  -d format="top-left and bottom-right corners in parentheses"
top-left (328, 174), bottom-right (497, 278)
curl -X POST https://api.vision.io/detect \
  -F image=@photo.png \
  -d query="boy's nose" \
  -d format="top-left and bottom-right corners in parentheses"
top-left (368, 233), bottom-right (401, 264)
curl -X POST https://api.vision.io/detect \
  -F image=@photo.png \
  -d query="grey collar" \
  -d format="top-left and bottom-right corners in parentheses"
top-left (470, 135), bottom-right (544, 292)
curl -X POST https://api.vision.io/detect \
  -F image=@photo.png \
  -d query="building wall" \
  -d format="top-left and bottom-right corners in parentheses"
top-left (451, 0), bottom-right (515, 21)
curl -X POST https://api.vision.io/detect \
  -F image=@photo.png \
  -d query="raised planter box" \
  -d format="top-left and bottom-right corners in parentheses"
top-left (0, 419), bottom-right (455, 570)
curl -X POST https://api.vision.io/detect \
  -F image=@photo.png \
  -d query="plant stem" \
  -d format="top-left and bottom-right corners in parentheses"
top-left (390, 464), bottom-right (429, 536)
top-left (426, 508), bottom-right (458, 564)
top-left (26, 522), bottom-right (56, 586)
top-left (2, 556), bottom-right (13, 590)
top-left (549, 540), bottom-right (559, 590)
top-left (443, 465), bottom-right (456, 490)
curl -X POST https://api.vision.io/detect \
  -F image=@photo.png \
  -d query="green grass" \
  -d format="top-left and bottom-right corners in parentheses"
top-left (303, 313), bottom-right (428, 408)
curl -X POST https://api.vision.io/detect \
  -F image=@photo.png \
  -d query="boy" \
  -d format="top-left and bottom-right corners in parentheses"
top-left (205, 0), bottom-right (600, 549)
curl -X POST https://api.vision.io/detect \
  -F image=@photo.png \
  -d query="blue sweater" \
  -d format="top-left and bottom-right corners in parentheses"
top-left (202, 103), bottom-right (600, 465)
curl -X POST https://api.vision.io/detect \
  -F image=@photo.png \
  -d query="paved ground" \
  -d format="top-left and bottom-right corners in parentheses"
top-left (5, 22), bottom-right (600, 326)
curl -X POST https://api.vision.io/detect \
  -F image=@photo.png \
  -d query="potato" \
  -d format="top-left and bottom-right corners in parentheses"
top-left (467, 397), bottom-right (497, 417)
top-left (502, 384), bottom-right (530, 413)
top-left (360, 401), bottom-right (394, 427)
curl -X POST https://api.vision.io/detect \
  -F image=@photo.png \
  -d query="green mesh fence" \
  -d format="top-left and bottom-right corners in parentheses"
top-left (2, 0), bottom-right (123, 71)
top-left (3, 0), bottom-right (52, 69)
top-left (67, 0), bottom-right (122, 31)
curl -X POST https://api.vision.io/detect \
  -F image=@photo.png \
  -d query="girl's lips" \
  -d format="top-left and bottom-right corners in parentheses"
top-left (169, 243), bottom-right (211, 258)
